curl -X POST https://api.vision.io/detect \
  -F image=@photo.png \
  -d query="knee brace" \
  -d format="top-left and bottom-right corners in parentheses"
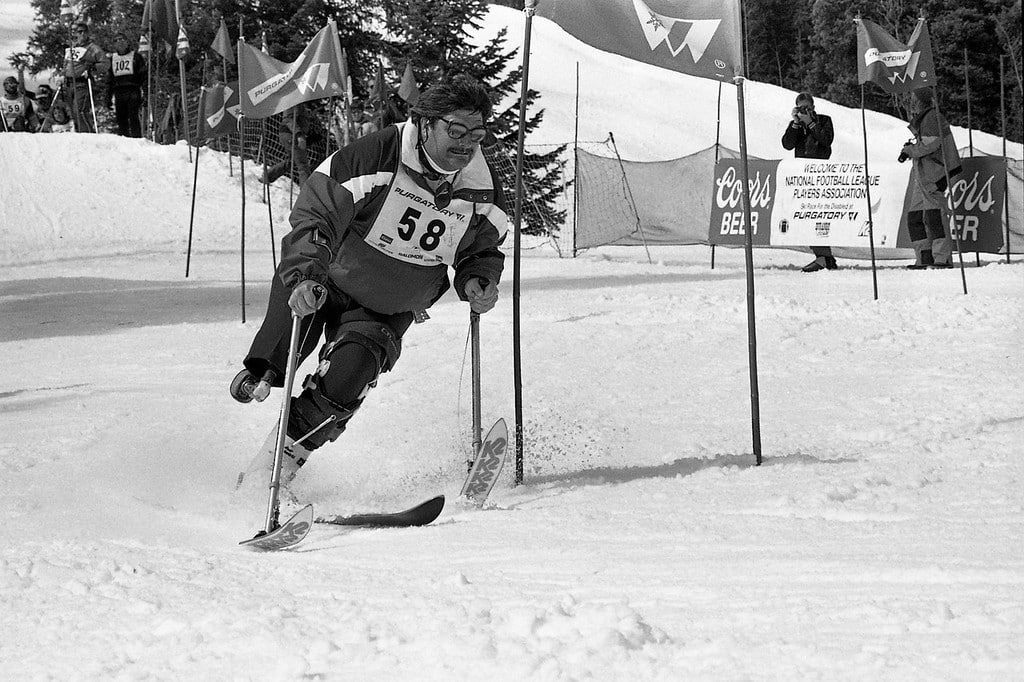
top-left (907, 211), bottom-right (927, 242)
top-left (284, 321), bottom-right (403, 450)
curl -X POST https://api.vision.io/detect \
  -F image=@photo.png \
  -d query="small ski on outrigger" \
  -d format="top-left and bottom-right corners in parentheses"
top-left (240, 418), bottom-right (509, 551)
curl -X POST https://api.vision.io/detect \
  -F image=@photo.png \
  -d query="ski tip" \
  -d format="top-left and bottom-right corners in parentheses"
top-left (239, 504), bottom-right (314, 550)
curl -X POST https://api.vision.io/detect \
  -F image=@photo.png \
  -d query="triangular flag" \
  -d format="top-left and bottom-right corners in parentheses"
top-left (211, 18), bottom-right (235, 64)
top-left (176, 26), bottom-right (190, 60)
top-left (398, 62), bottom-right (419, 106)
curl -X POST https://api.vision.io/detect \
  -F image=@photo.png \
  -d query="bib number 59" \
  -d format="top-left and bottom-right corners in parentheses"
top-left (398, 208), bottom-right (447, 251)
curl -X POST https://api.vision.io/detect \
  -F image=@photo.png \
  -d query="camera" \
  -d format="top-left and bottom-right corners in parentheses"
top-left (897, 139), bottom-right (913, 163)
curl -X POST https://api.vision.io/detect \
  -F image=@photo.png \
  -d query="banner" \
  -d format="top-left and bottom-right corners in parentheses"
top-left (199, 82), bottom-right (240, 139)
top-left (711, 157), bottom-right (1010, 253)
top-left (896, 156), bottom-right (1007, 252)
top-left (238, 21), bottom-right (345, 119)
top-left (398, 62), bottom-right (420, 105)
top-left (857, 18), bottom-right (936, 93)
top-left (709, 158), bottom-right (911, 248)
top-left (535, 0), bottom-right (743, 83)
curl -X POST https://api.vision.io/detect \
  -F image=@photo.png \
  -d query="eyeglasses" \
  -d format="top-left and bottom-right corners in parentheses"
top-left (439, 117), bottom-right (487, 145)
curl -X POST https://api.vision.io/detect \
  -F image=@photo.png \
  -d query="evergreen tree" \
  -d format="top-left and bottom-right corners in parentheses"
top-left (380, 0), bottom-right (567, 236)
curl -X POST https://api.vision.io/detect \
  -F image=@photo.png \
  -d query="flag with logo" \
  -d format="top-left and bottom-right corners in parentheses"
top-left (199, 82), bottom-right (240, 139)
top-left (141, 0), bottom-right (178, 49)
top-left (857, 18), bottom-right (936, 93)
top-left (535, 0), bottom-right (743, 83)
top-left (211, 18), bottom-right (234, 64)
top-left (238, 21), bottom-right (345, 119)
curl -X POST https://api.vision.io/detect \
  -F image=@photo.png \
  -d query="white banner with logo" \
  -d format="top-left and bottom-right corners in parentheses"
top-left (710, 158), bottom-right (911, 248)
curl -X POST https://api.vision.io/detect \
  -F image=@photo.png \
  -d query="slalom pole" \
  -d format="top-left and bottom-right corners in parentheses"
top-left (512, 1), bottom-right (537, 485)
top-left (469, 311), bottom-right (482, 470)
top-left (572, 61), bottom-right (579, 258)
top-left (860, 85), bottom-right (879, 300)
top-left (1001, 55), bottom-right (1011, 264)
top-left (964, 47), bottom-right (979, 267)
top-left (712, 80), bottom-right (723, 270)
top-left (288, 107), bottom-right (297, 209)
top-left (224, 56), bottom-right (233, 177)
top-left (733, 75), bottom-right (763, 467)
top-left (237, 28), bottom-right (247, 323)
top-left (186, 86), bottom-right (205, 278)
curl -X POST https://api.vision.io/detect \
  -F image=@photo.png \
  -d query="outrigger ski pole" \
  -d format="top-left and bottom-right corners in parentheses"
top-left (261, 311), bottom-right (304, 535)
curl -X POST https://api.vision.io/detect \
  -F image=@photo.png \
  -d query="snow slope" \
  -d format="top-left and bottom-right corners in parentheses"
top-left (1, 6), bottom-right (1023, 681)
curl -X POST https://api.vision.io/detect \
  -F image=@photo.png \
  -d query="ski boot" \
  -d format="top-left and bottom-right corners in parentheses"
top-left (234, 424), bottom-right (314, 500)
top-left (230, 368), bottom-right (278, 404)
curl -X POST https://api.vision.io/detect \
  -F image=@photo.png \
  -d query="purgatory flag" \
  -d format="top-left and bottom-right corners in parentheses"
top-left (211, 18), bottom-right (234, 64)
top-left (199, 82), bottom-right (240, 139)
top-left (239, 21), bottom-right (345, 118)
top-left (857, 18), bottom-right (936, 93)
top-left (535, 0), bottom-right (743, 83)
top-left (141, 0), bottom-right (178, 49)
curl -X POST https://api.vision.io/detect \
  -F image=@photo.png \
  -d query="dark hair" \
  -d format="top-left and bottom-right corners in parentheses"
top-left (411, 74), bottom-right (492, 123)
top-left (74, 23), bottom-right (88, 32)
top-left (795, 92), bottom-right (814, 106)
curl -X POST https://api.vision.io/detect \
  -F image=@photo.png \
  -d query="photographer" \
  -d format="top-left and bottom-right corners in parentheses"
top-left (782, 92), bottom-right (836, 272)
top-left (898, 88), bottom-right (961, 269)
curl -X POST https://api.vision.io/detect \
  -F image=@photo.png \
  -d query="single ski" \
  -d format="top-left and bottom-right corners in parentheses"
top-left (315, 495), bottom-right (445, 528)
top-left (239, 504), bottom-right (313, 551)
top-left (461, 418), bottom-right (508, 506)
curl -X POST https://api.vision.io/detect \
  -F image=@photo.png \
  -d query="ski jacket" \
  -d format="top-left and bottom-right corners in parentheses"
top-left (781, 113), bottom-right (834, 159)
top-left (63, 42), bottom-right (106, 81)
top-left (279, 121), bottom-right (508, 315)
top-left (905, 105), bottom-right (961, 193)
top-left (105, 50), bottom-right (146, 97)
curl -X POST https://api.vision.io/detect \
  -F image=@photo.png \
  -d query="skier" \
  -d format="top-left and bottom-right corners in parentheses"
top-left (61, 22), bottom-right (105, 133)
top-left (231, 74), bottom-right (508, 495)
top-left (104, 33), bottom-right (147, 138)
top-left (1, 76), bottom-right (39, 132)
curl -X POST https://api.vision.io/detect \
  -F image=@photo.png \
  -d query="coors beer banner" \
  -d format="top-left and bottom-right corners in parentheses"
top-left (709, 157), bottom-right (1007, 252)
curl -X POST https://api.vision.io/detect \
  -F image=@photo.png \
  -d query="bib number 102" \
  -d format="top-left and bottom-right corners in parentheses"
top-left (398, 208), bottom-right (447, 251)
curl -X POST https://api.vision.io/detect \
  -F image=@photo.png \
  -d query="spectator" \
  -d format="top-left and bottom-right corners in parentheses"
top-left (350, 98), bottom-right (377, 138)
top-left (260, 104), bottom-right (315, 185)
top-left (1, 75), bottom-right (39, 132)
top-left (899, 88), bottom-right (961, 269)
top-left (61, 22), bottom-right (106, 133)
top-left (104, 33), bottom-right (146, 138)
top-left (782, 92), bottom-right (837, 272)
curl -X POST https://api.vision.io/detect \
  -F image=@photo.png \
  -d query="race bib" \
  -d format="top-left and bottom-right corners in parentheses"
top-left (1, 98), bottom-right (24, 124)
top-left (66, 47), bottom-right (87, 62)
top-left (364, 171), bottom-right (473, 266)
top-left (111, 53), bottom-right (135, 76)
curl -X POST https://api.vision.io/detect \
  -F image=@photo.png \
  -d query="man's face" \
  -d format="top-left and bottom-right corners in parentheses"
top-left (3, 80), bottom-right (17, 97)
top-left (795, 98), bottom-right (814, 115)
top-left (421, 108), bottom-right (487, 173)
top-left (114, 36), bottom-right (129, 52)
top-left (74, 26), bottom-right (89, 45)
